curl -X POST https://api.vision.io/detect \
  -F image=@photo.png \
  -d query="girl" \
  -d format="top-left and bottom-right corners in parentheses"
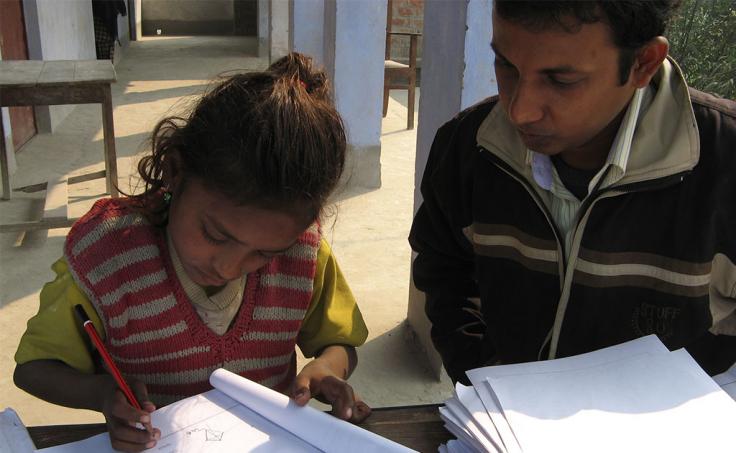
top-left (14, 52), bottom-right (370, 452)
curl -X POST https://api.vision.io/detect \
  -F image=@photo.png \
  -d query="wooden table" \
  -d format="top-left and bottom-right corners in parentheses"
top-left (28, 404), bottom-right (451, 453)
top-left (0, 59), bottom-right (118, 232)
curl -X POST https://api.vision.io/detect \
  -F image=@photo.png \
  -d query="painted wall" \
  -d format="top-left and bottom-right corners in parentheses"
top-left (23, 0), bottom-right (96, 132)
top-left (462, 0), bottom-right (495, 109)
top-left (258, 0), bottom-right (270, 56)
top-left (142, 0), bottom-right (234, 35)
top-left (291, 0), bottom-right (324, 67)
top-left (269, 0), bottom-right (289, 61)
top-left (322, 0), bottom-right (385, 188)
top-left (407, 0), bottom-right (496, 377)
top-left (333, 0), bottom-right (384, 149)
top-left (143, 0), bottom-right (233, 20)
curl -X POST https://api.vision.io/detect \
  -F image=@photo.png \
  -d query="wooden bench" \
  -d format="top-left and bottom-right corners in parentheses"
top-left (0, 59), bottom-right (118, 233)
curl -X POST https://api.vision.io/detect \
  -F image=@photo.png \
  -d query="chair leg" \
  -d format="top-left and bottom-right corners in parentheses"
top-left (383, 84), bottom-right (390, 117)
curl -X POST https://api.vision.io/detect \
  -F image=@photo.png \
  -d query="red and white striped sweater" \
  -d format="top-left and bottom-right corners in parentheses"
top-left (64, 198), bottom-right (319, 406)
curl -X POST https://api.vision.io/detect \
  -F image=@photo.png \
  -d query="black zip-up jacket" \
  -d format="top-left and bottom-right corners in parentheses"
top-left (409, 59), bottom-right (736, 383)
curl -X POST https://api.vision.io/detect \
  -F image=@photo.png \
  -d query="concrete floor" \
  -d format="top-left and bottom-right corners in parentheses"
top-left (0, 36), bottom-right (452, 427)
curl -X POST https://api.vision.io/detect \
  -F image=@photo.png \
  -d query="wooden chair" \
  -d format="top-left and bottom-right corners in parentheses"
top-left (383, 0), bottom-right (420, 130)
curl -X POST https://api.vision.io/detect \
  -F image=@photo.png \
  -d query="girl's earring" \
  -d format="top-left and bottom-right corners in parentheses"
top-left (163, 190), bottom-right (172, 205)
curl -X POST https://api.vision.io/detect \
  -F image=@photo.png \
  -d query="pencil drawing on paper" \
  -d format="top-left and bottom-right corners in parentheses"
top-left (186, 426), bottom-right (225, 442)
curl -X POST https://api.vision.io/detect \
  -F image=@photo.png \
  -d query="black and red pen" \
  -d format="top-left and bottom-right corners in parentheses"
top-left (73, 304), bottom-right (143, 410)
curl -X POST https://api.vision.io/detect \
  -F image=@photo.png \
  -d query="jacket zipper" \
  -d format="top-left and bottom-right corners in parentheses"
top-left (478, 146), bottom-right (691, 359)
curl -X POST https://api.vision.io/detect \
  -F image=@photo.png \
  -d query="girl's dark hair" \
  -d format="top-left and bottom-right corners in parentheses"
top-left (495, 0), bottom-right (682, 84)
top-left (133, 52), bottom-right (346, 224)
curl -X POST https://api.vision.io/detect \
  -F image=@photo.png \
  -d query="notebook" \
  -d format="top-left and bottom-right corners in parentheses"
top-left (37, 368), bottom-right (414, 453)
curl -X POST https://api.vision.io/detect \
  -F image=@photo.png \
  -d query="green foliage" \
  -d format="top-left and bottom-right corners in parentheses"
top-left (667, 0), bottom-right (736, 99)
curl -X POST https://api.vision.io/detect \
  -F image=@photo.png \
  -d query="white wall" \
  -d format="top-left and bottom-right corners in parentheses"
top-left (332, 0), bottom-right (384, 149)
top-left (321, 0), bottom-right (385, 188)
top-left (270, 0), bottom-right (289, 61)
top-left (23, 0), bottom-right (96, 132)
top-left (291, 0), bottom-right (324, 67)
top-left (407, 0), bottom-right (497, 377)
top-left (258, 0), bottom-right (270, 56)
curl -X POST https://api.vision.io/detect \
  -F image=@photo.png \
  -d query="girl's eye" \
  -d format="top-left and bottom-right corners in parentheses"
top-left (257, 250), bottom-right (283, 259)
top-left (201, 225), bottom-right (227, 245)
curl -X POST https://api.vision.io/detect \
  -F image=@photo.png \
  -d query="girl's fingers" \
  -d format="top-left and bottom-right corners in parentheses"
top-left (351, 400), bottom-right (372, 423)
top-left (321, 376), bottom-right (356, 420)
top-left (109, 421), bottom-right (160, 452)
top-left (110, 390), bottom-right (150, 426)
top-left (290, 373), bottom-right (313, 406)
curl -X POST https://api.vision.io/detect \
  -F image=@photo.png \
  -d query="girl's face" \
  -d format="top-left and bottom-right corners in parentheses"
top-left (166, 178), bottom-right (309, 288)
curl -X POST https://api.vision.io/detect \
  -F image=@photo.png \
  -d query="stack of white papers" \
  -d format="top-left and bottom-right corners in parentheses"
top-left (1, 408), bottom-right (35, 453)
top-left (438, 335), bottom-right (736, 453)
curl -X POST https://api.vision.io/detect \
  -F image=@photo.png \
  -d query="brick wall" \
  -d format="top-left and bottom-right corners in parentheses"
top-left (387, 0), bottom-right (423, 66)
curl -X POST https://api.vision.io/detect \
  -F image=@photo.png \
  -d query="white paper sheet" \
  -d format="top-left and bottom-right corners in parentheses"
top-left (454, 384), bottom-right (504, 452)
top-left (209, 368), bottom-right (414, 452)
top-left (37, 390), bottom-right (319, 453)
top-left (712, 362), bottom-right (736, 401)
top-left (438, 406), bottom-right (484, 452)
top-left (37, 369), bottom-right (415, 453)
top-left (464, 335), bottom-right (668, 453)
top-left (1, 408), bottom-right (35, 453)
top-left (487, 349), bottom-right (736, 453)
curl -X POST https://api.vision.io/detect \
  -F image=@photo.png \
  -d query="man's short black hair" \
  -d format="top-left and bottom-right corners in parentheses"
top-left (495, 0), bottom-right (682, 84)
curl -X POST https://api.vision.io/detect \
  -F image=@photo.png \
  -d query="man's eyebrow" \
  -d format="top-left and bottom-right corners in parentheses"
top-left (491, 42), bottom-right (583, 75)
top-left (540, 65), bottom-right (581, 75)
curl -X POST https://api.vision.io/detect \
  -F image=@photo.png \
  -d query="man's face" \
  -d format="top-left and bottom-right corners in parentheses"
top-left (491, 11), bottom-right (638, 160)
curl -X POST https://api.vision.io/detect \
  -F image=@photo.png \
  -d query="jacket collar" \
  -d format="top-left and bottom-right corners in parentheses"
top-left (476, 58), bottom-right (699, 187)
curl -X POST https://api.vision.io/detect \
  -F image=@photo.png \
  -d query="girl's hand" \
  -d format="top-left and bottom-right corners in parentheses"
top-left (100, 376), bottom-right (161, 452)
top-left (291, 356), bottom-right (372, 423)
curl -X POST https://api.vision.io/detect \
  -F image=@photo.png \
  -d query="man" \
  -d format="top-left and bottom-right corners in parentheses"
top-left (409, 0), bottom-right (736, 384)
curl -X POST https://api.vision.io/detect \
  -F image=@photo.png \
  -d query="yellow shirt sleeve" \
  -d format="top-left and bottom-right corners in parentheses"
top-left (14, 258), bottom-right (105, 374)
top-left (297, 238), bottom-right (369, 358)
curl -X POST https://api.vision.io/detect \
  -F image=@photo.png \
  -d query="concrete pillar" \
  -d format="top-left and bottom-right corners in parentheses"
top-left (133, 0), bottom-right (143, 40)
top-left (407, 0), bottom-right (497, 378)
top-left (323, 0), bottom-right (386, 189)
top-left (290, 0), bottom-right (325, 67)
top-left (258, 0), bottom-right (270, 57)
top-left (270, 0), bottom-right (290, 62)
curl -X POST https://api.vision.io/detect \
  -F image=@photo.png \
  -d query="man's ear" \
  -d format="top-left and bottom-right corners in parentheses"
top-left (630, 36), bottom-right (669, 88)
top-left (162, 150), bottom-right (183, 193)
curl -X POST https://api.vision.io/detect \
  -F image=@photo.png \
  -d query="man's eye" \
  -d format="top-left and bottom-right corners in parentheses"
top-left (549, 76), bottom-right (581, 87)
top-left (494, 58), bottom-right (514, 68)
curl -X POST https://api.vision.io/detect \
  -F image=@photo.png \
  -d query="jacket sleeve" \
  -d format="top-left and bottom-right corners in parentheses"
top-left (408, 110), bottom-right (495, 384)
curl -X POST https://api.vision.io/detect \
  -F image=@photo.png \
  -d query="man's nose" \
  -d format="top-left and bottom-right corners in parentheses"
top-left (507, 80), bottom-right (544, 126)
